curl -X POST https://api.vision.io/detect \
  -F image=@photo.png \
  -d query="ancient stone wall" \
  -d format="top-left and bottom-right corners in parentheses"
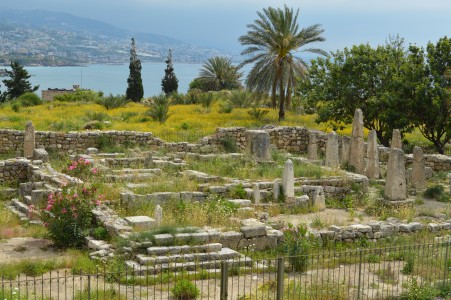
top-left (0, 158), bottom-right (30, 183)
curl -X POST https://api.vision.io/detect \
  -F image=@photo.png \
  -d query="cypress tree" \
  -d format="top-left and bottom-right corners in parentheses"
top-left (126, 38), bottom-right (144, 102)
top-left (161, 49), bottom-right (178, 95)
top-left (2, 61), bottom-right (39, 101)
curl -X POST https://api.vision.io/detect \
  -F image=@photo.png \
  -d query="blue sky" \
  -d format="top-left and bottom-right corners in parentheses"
top-left (3, 0), bottom-right (450, 53)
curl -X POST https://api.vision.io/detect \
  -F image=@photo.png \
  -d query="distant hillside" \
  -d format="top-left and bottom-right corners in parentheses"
top-left (0, 9), bottom-right (235, 65)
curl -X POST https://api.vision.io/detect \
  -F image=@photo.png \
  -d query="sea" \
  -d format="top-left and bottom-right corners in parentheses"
top-left (18, 62), bottom-right (205, 97)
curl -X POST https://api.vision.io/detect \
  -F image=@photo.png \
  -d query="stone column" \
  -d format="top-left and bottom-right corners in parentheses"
top-left (253, 183), bottom-right (261, 204)
top-left (365, 130), bottom-right (380, 179)
top-left (245, 130), bottom-right (271, 161)
top-left (325, 131), bottom-right (339, 168)
top-left (391, 129), bottom-right (402, 149)
top-left (384, 148), bottom-right (407, 201)
top-left (273, 179), bottom-right (281, 202)
top-left (411, 146), bottom-right (426, 189)
top-left (307, 132), bottom-right (318, 160)
top-left (24, 121), bottom-right (35, 159)
top-left (312, 187), bottom-right (326, 211)
top-left (340, 136), bottom-right (351, 166)
top-left (154, 204), bottom-right (163, 225)
top-left (282, 159), bottom-right (294, 202)
top-left (349, 108), bottom-right (365, 174)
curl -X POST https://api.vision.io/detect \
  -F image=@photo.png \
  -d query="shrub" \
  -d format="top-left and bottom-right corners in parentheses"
top-left (423, 185), bottom-right (449, 202)
top-left (83, 120), bottom-right (103, 130)
top-left (54, 90), bottom-right (102, 102)
top-left (185, 88), bottom-right (202, 104)
top-left (283, 224), bottom-right (311, 272)
top-left (35, 158), bottom-right (102, 248)
top-left (171, 279), bottom-right (200, 300)
top-left (145, 94), bottom-right (171, 124)
top-left (198, 92), bottom-right (215, 109)
top-left (220, 136), bottom-right (238, 153)
top-left (228, 90), bottom-right (253, 108)
top-left (218, 100), bottom-right (233, 113)
top-left (85, 111), bottom-right (110, 122)
top-left (247, 107), bottom-right (269, 121)
top-left (96, 94), bottom-right (128, 110)
top-left (169, 92), bottom-right (187, 105)
top-left (17, 92), bottom-right (43, 107)
top-left (230, 183), bottom-right (247, 199)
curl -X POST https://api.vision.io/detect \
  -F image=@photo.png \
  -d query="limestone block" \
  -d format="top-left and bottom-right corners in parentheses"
top-left (124, 216), bottom-right (157, 231)
top-left (240, 224), bottom-right (267, 238)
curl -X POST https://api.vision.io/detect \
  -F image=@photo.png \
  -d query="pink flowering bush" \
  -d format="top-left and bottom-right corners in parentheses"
top-left (39, 157), bottom-right (102, 248)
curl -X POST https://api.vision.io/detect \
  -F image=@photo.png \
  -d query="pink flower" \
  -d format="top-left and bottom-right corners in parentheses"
top-left (95, 200), bottom-right (101, 206)
top-left (61, 208), bottom-right (67, 214)
top-left (92, 168), bottom-right (97, 174)
top-left (46, 205), bottom-right (53, 211)
top-left (43, 222), bottom-right (48, 227)
top-left (72, 213), bottom-right (78, 218)
top-left (68, 165), bottom-right (75, 171)
top-left (73, 193), bottom-right (78, 198)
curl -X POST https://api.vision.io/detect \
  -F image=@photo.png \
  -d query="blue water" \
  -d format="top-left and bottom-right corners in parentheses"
top-left (23, 62), bottom-right (204, 97)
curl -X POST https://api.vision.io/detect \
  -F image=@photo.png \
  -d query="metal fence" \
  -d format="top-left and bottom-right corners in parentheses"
top-left (1, 240), bottom-right (450, 299)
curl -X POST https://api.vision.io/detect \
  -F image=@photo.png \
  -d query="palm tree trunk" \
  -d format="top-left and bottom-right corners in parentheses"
top-left (278, 75), bottom-right (285, 121)
top-left (286, 81), bottom-right (292, 109)
top-left (271, 79), bottom-right (277, 109)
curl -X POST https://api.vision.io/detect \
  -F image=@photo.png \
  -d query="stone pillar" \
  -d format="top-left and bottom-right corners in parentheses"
top-left (349, 108), bottom-right (365, 174)
top-left (365, 130), bottom-right (380, 179)
top-left (312, 187), bottom-right (326, 211)
top-left (325, 131), bottom-right (339, 168)
top-left (340, 136), bottom-right (351, 166)
top-left (144, 153), bottom-right (153, 168)
top-left (384, 148), bottom-right (407, 201)
top-left (245, 130), bottom-right (271, 161)
top-left (24, 121), bottom-right (35, 159)
top-left (411, 146), bottom-right (426, 189)
top-left (282, 159), bottom-right (294, 202)
top-left (273, 179), bottom-right (281, 202)
top-left (253, 183), bottom-right (261, 204)
top-left (154, 204), bottom-right (163, 225)
top-left (391, 129), bottom-right (402, 149)
top-left (307, 132), bottom-right (318, 160)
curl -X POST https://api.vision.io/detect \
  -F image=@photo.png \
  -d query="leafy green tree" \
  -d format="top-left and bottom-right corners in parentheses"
top-left (404, 37), bottom-right (450, 154)
top-left (198, 56), bottom-right (242, 91)
top-left (125, 38), bottom-right (144, 102)
top-left (1, 61), bottom-right (39, 101)
top-left (301, 38), bottom-right (413, 146)
top-left (239, 5), bottom-right (326, 121)
top-left (161, 49), bottom-right (178, 95)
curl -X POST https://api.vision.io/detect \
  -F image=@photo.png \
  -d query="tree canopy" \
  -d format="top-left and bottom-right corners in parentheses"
top-left (161, 49), bottom-right (178, 95)
top-left (1, 61), bottom-right (39, 101)
top-left (301, 36), bottom-right (450, 153)
top-left (239, 5), bottom-right (326, 121)
top-left (125, 38), bottom-right (144, 102)
top-left (197, 56), bottom-right (242, 92)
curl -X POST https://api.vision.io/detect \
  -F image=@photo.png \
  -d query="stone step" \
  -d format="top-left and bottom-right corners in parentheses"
top-left (12, 199), bottom-right (29, 214)
top-left (6, 204), bottom-right (28, 220)
top-left (104, 173), bottom-right (155, 182)
top-left (137, 248), bottom-right (240, 266)
top-left (23, 195), bottom-right (32, 205)
top-left (147, 243), bottom-right (222, 256)
top-left (228, 199), bottom-right (252, 207)
top-left (111, 168), bottom-right (162, 175)
top-left (153, 231), bottom-right (220, 246)
top-left (125, 255), bottom-right (252, 275)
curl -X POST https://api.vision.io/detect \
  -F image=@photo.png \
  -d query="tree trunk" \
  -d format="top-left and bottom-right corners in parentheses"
top-left (285, 83), bottom-right (292, 109)
top-left (375, 130), bottom-right (390, 147)
top-left (433, 140), bottom-right (445, 154)
top-left (271, 79), bottom-right (277, 109)
top-left (278, 76), bottom-right (285, 121)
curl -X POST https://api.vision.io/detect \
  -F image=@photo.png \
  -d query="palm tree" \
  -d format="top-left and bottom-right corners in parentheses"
top-left (239, 6), bottom-right (327, 120)
top-left (198, 56), bottom-right (243, 91)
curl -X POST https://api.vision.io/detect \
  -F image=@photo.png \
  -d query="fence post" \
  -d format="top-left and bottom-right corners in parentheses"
top-left (220, 261), bottom-right (229, 300)
top-left (277, 257), bottom-right (284, 300)
top-left (444, 240), bottom-right (450, 285)
top-left (357, 249), bottom-right (363, 300)
top-left (87, 274), bottom-right (91, 300)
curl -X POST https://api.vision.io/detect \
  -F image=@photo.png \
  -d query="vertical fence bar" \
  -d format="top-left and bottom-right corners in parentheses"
top-left (444, 240), bottom-right (450, 285)
top-left (276, 257), bottom-right (284, 300)
top-left (87, 274), bottom-right (91, 300)
top-left (220, 261), bottom-right (229, 300)
top-left (357, 248), bottom-right (363, 300)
